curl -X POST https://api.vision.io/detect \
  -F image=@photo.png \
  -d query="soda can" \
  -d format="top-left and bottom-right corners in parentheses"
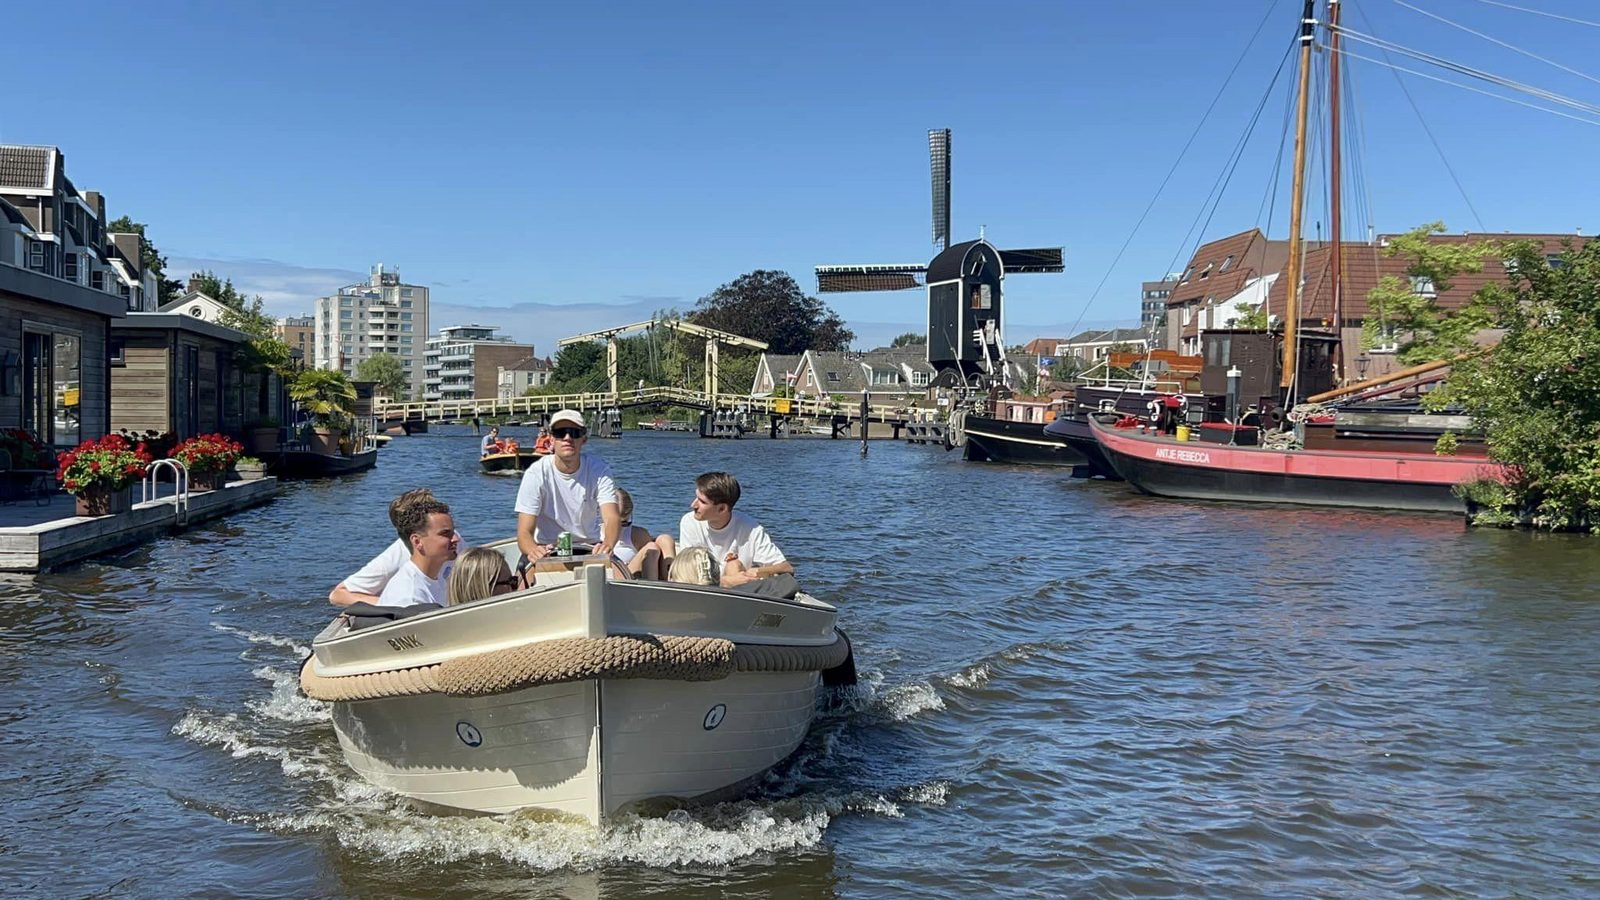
top-left (556, 532), bottom-right (573, 557)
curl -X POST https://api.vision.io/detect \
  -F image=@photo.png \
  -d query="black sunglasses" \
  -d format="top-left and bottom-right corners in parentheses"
top-left (551, 427), bottom-right (586, 439)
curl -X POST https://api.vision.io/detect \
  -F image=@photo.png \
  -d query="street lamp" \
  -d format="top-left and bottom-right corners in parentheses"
top-left (1357, 353), bottom-right (1370, 379)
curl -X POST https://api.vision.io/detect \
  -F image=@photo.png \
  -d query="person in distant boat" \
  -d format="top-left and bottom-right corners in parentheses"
top-left (480, 426), bottom-right (500, 456)
top-left (445, 547), bottom-right (520, 606)
top-left (667, 546), bottom-right (720, 586)
top-left (677, 471), bottom-right (793, 588)
top-left (514, 409), bottom-right (620, 577)
top-left (328, 488), bottom-right (463, 607)
top-left (612, 487), bottom-right (676, 580)
top-left (533, 427), bottom-right (553, 455)
top-left (377, 496), bottom-right (458, 607)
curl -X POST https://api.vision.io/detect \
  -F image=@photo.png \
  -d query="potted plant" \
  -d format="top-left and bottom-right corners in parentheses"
top-left (57, 434), bottom-right (152, 516)
top-left (234, 456), bottom-right (265, 480)
top-left (245, 417), bottom-right (281, 455)
top-left (172, 433), bottom-right (244, 491)
top-left (289, 370), bottom-right (357, 455)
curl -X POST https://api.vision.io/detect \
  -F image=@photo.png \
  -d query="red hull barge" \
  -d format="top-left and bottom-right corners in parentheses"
top-left (1088, 415), bottom-right (1499, 514)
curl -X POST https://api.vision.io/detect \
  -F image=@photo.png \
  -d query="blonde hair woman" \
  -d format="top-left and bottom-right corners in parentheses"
top-left (446, 547), bottom-right (519, 606)
top-left (667, 546), bottom-right (721, 586)
top-left (612, 487), bottom-right (676, 580)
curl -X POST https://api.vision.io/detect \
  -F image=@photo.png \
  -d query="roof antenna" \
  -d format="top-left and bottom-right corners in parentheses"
top-left (979, 224), bottom-right (986, 240)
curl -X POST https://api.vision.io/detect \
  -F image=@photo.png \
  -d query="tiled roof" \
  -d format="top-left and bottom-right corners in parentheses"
top-left (1167, 229), bottom-right (1291, 308)
top-left (503, 355), bottom-right (552, 371)
top-left (0, 145), bottom-right (55, 191)
top-left (1266, 233), bottom-right (1590, 323)
top-left (1064, 326), bottom-right (1146, 345)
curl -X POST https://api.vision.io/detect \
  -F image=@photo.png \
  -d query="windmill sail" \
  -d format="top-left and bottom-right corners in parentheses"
top-left (998, 247), bottom-right (1065, 274)
top-left (930, 128), bottom-right (951, 253)
top-left (815, 264), bottom-right (927, 293)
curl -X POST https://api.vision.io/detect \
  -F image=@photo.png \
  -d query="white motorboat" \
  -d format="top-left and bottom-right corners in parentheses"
top-left (300, 547), bottom-right (852, 825)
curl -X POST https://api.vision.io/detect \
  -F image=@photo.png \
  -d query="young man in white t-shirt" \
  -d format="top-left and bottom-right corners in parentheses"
top-left (377, 496), bottom-right (458, 608)
top-left (677, 471), bottom-right (794, 588)
top-left (328, 488), bottom-right (461, 607)
top-left (514, 409), bottom-right (621, 570)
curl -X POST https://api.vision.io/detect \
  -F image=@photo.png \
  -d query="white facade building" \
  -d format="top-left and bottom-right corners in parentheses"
top-left (424, 324), bottom-right (534, 402)
top-left (313, 264), bottom-right (428, 398)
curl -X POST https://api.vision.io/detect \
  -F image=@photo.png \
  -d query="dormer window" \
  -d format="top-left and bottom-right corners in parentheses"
top-left (826, 372), bottom-right (840, 383)
top-left (1199, 263), bottom-right (1213, 280)
top-left (1219, 254), bottom-right (1235, 271)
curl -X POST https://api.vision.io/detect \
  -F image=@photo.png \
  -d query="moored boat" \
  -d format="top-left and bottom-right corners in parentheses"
top-left (266, 448), bottom-right (378, 478)
top-left (1087, 414), bottom-right (1496, 513)
top-left (962, 414), bottom-right (1085, 468)
top-left (300, 551), bottom-right (853, 825)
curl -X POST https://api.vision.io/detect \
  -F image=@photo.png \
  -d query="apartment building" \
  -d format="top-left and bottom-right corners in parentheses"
top-left (1, 145), bottom-right (160, 447)
top-left (424, 324), bottom-right (535, 402)
top-left (275, 315), bottom-right (314, 364)
top-left (313, 264), bottom-right (428, 397)
top-left (1140, 276), bottom-right (1177, 345)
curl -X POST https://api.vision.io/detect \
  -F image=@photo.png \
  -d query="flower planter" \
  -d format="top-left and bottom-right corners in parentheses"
top-left (246, 427), bottom-right (280, 455)
top-left (234, 464), bottom-right (265, 481)
top-left (188, 470), bottom-right (224, 492)
top-left (74, 485), bottom-right (133, 517)
top-left (309, 428), bottom-right (340, 455)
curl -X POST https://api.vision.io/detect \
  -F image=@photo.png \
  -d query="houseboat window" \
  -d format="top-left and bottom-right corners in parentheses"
top-left (29, 241), bottom-right (45, 269)
top-left (63, 253), bottom-right (78, 281)
top-left (23, 333), bottom-right (51, 443)
top-left (52, 333), bottom-right (82, 447)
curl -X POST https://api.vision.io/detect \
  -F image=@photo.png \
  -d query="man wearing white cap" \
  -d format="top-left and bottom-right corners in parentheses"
top-left (514, 409), bottom-right (621, 568)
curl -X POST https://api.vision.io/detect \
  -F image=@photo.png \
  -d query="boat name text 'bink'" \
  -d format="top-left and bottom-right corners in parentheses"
top-left (387, 634), bottom-right (423, 651)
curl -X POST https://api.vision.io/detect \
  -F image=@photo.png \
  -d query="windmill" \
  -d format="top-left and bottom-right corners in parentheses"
top-left (815, 129), bottom-right (1064, 389)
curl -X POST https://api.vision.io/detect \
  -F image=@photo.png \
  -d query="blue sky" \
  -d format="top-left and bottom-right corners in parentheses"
top-left (4, 0), bottom-right (1596, 351)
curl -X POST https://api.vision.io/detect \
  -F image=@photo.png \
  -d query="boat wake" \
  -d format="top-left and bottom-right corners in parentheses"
top-left (171, 623), bottom-right (952, 871)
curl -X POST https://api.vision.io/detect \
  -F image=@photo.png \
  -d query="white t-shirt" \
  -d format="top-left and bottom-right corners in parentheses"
top-left (514, 454), bottom-right (618, 545)
top-left (343, 538), bottom-right (459, 596)
top-left (376, 559), bottom-right (448, 607)
top-left (677, 510), bottom-right (787, 569)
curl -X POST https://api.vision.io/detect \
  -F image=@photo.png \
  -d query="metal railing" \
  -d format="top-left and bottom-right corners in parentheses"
top-left (142, 458), bottom-right (190, 526)
top-left (373, 386), bottom-right (915, 424)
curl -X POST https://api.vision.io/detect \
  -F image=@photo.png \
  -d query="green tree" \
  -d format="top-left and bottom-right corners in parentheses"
top-left (689, 270), bottom-right (854, 355)
top-left (1362, 222), bottom-right (1500, 365)
top-left (541, 341), bottom-right (607, 394)
top-left (1431, 238), bottom-right (1600, 532)
top-left (106, 216), bottom-right (184, 304)
top-left (890, 331), bottom-right (926, 348)
top-left (1226, 307), bottom-right (1270, 330)
top-left (354, 353), bottom-right (409, 398)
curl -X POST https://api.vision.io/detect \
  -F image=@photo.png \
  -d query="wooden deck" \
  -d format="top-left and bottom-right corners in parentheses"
top-left (0, 478), bottom-right (282, 573)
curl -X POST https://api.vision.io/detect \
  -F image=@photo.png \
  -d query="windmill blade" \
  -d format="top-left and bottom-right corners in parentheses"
top-left (930, 128), bottom-right (951, 253)
top-left (815, 264), bottom-right (928, 293)
top-left (999, 247), bottom-right (1065, 274)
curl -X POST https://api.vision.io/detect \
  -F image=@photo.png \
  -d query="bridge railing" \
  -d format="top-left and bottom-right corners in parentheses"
top-left (375, 387), bottom-right (918, 424)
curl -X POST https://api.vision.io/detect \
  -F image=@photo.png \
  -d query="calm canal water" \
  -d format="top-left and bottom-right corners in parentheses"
top-left (4, 428), bottom-right (1599, 897)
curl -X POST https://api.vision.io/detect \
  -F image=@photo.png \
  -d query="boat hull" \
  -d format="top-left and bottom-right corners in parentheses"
top-left (309, 554), bottom-right (843, 825)
top-left (331, 670), bottom-right (819, 822)
top-left (266, 449), bottom-right (377, 479)
top-left (1089, 416), bottom-right (1495, 513)
top-left (962, 415), bottom-right (1086, 468)
top-left (1043, 415), bottom-right (1120, 479)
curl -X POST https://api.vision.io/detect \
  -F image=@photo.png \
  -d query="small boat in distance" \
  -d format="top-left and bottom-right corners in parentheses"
top-left (480, 446), bottom-right (547, 474)
top-left (300, 546), bottom-right (854, 825)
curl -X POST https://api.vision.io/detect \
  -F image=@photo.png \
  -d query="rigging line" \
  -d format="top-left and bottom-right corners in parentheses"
top-left (1061, 0), bottom-right (1286, 344)
top-left (1161, 37), bottom-right (1298, 288)
top-left (1328, 44), bottom-right (1600, 126)
top-left (1346, 2), bottom-right (1487, 229)
top-left (1463, 0), bottom-right (1600, 29)
top-left (1255, 52), bottom-right (1299, 236)
top-left (1333, 25), bottom-right (1600, 116)
top-left (1393, 0), bottom-right (1600, 88)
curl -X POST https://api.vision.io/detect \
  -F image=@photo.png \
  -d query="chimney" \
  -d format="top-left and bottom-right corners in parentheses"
top-left (188, 275), bottom-right (206, 294)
